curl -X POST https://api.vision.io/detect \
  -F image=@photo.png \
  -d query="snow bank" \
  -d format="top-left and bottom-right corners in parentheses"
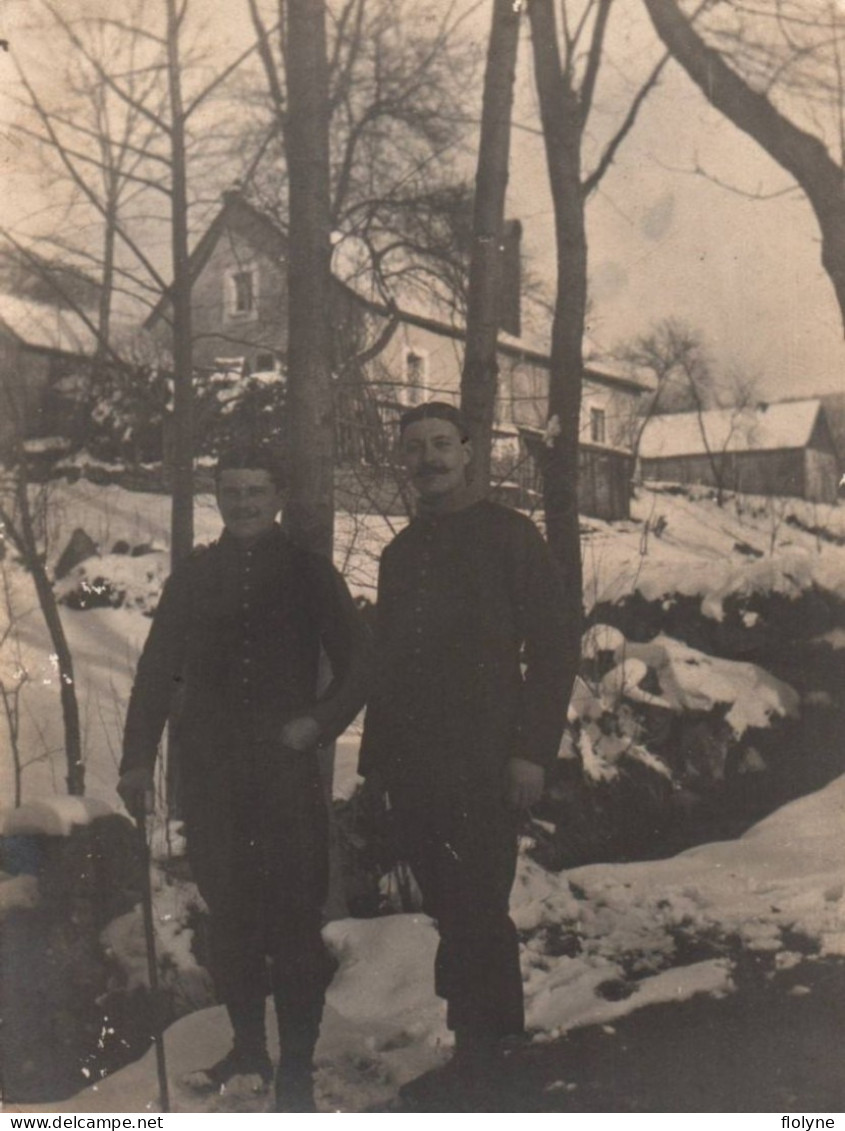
top-left (325, 914), bottom-right (441, 1028)
top-left (56, 552), bottom-right (169, 616)
top-left (634, 548), bottom-right (818, 622)
top-left (2, 796), bottom-right (113, 837)
top-left (570, 623), bottom-right (798, 789)
top-left (524, 956), bottom-right (733, 1037)
top-left (23, 777), bottom-right (843, 1113)
top-left (100, 867), bottom-right (212, 1011)
top-left (615, 634), bottom-right (799, 735)
top-left (583, 486), bottom-right (845, 616)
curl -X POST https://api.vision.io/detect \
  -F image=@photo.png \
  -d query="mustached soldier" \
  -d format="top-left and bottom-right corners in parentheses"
top-left (119, 447), bottom-right (369, 1112)
top-left (359, 402), bottom-right (577, 1102)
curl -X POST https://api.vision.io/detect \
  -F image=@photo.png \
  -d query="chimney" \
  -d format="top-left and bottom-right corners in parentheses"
top-left (497, 219), bottom-right (522, 338)
top-left (221, 181), bottom-right (244, 206)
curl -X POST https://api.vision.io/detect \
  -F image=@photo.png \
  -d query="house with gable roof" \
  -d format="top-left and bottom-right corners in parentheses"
top-left (639, 398), bottom-right (840, 503)
top-left (146, 190), bottom-right (649, 518)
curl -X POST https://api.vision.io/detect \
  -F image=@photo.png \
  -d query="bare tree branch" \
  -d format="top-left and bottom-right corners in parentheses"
top-left (10, 61), bottom-right (170, 292)
top-left (643, 0), bottom-right (845, 334)
top-left (580, 0), bottom-right (614, 125)
top-left (583, 50), bottom-right (670, 195)
top-left (183, 37), bottom-right (265, 120)
top-left (40, 0), bottom-right (171, 134)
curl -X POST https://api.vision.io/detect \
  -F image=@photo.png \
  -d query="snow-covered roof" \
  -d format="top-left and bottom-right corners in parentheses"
top-left (640, 399), bottom-right (824, 459)
top-left (584, 341), bottom-right (656, 389)
top-left (335, 263), bottom-right (648, 389)
top-left (0, 295), bottom-right (97, 356)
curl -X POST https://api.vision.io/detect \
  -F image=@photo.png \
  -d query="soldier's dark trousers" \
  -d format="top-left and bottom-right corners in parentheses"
top-left (185, 749), bottom-right (333, 1059)
top-left (394, 798), bottom-right (524, 1040)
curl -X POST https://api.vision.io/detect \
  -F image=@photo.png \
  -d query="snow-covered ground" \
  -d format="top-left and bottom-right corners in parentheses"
top-left (3, 480), bottom-right (845, 809)
top-left (0, 481), bottom-right (395, 807)
top-left (6, 775), bottom-right (843, 1113)
top-left (584, 484), bottom-right (845, 618)
top-left (2, 478), bottom-right (845, 1111)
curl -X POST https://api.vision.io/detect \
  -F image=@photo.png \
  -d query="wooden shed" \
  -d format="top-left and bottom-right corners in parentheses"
top-left (0, 296), bottom-right (95, 449)
top-left (519, 428), bottom-right (635, 521)
top-left (639, 399), bottom-right (840, 504)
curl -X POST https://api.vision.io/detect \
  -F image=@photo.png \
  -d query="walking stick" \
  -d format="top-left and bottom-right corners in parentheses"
top-left (135, 815), bottom-right (171, 1113)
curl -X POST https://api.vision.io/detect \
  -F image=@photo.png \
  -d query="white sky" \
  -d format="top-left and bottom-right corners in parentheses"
top-left (504, 8), bottom-right (845, 399)
top-left (1, 0), bottom-right (844, 400)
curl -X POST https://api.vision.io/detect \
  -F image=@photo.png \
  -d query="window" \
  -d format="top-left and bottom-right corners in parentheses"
top-left (224, 264), bottom-right (258, 320)
top-left (403, 347), bottom-right (428, 405)
top-left (255, 351), bottom-right (277, 373)
top-left (590, 407), bottom-right (606, 445)
top-left (233, 271), bottom-right (254, 313)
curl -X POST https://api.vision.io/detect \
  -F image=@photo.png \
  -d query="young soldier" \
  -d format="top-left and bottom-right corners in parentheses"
top-left (359, 402), bottom-right (577, 1098)
top-left (119, 447), bottom-right (368, 1112)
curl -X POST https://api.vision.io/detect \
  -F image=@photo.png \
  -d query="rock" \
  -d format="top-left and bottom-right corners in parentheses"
top-left (54, 528), bottom-right (98, 580)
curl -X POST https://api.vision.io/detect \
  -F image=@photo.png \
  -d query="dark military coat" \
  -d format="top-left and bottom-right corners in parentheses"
top-left (358, 499), bottom-right (577, 809)
top-left (121, 525), bottom-right (368, 896)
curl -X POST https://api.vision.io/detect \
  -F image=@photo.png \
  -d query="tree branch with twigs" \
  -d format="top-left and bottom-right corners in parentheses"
top-left (642, 0), bottom-right (845, 335)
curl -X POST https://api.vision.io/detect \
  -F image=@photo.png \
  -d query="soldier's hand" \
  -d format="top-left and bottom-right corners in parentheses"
top-left (506, 758), bottom-right (545, 809)
top-left (358, 770), bottom-right (388, 811)
top-left (280, 715), bottom-right (321, 752)
top-left (117, 767), bottom-right (155, 818)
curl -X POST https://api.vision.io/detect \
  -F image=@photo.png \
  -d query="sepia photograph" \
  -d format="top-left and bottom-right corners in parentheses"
top-left (0, 0), bottom-right (844, 1115)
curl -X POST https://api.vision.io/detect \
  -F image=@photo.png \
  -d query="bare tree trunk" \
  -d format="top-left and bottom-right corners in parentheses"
top-left (528, 0), bottom-right (586, 648)
top-left (460, 0), bottom-right (521, 495)
top-left (285, 0), bottom-right (334, 558)
top-left (97, 192), bottom-right (117, 362)
top-left (685, 373), bottom-right (727, 505)
top-left (0, 681), bottom-right (24, 807)
top-left (166, 0), bottom-right (195, 564)
top-left (0, 567), bottom-right (28, 807)
top-left (1, 481), bottom-right (84, 795)
top-left (285, 0), bottom-right (345, 920)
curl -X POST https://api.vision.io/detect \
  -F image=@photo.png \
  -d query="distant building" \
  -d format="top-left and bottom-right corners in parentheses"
top-left (820, 392), bottom-right (845, 473)
top-left (147, 190), bottom-right (648, 519)
top-left (639, 398), bottom-right (839, 503)
top-left (0, 295), bottom-right (96, 450)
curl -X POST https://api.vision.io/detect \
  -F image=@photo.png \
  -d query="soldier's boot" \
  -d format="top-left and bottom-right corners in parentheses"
top-left (273, 1002), bottom-right (323, 1113)
top-left (398, 1027), bottom-right (505, 1112)
top-left (182, 998), bottom-right (272, 1093)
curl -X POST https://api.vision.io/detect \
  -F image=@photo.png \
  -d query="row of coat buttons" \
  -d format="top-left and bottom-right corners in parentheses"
top-left (240, 548), bottom-right (254, 704)
top-left (411, 532), bottom-right (434, 662)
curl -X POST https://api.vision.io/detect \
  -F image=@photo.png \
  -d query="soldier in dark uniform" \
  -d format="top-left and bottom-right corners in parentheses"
top-left (118, 447), bottom-right (368, 1112)
top-left (359, 402), bottom-right (577, 1091)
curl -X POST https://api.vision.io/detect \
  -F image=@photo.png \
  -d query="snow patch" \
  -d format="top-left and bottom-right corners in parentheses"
top-left (325, 914), bottom-right (443, 1033)
top-left (2, 796), bottom-right (113, 837)
top-left (17, 777), bottom-right (845, 1113)
top-left (55, 551), bottom-right (170, 615)
top-left (618, 635), bottom-right (799, 735)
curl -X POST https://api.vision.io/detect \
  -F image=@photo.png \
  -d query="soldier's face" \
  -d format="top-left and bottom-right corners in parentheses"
top-left (216, 468), bottom-right (283, 543)
top-left (401, 417), bottom-right (471, 502)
